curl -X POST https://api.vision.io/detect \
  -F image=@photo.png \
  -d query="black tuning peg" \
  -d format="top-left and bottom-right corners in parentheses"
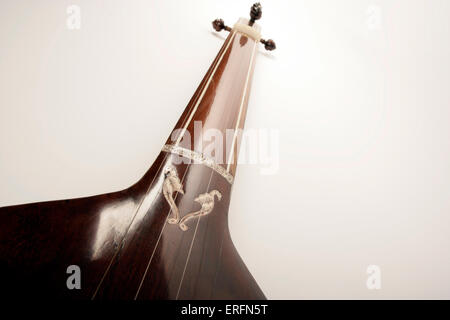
top-left (212, 3), bottom-right (277, 51)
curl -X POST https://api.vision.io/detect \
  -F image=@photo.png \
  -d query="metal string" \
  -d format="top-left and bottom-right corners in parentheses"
top-left (91, 33), bottom-right (232, 299)
top-left (132, 32), bottom-right (237, 299)
top-left (174, 36), bottom-right (258, 299)
top-left (175, 169), bottom-right (215, 299)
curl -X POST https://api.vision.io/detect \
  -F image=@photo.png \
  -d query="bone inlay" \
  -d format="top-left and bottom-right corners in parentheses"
top-left (162, 165), bottom-right (185, 224)
top-left (179, 190), bottom-right (222, 231)
top-left (161, 144), bottom-right (234, 184)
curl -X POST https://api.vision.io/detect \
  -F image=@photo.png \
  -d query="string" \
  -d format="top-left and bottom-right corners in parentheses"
top-left (175, 32), bottom-right (238, 146)
top-left (133, 164), bottom-right (190, 299)
top-left (132, 32), bottom-right (237, 299)
top-left (91, 32), bottom-right (232, 299)
top-left (91, 154), bottom-right (169, 299)
top-left (175, 36), bottom-right (258, 299)
top-left (174, 33), bottom-right (247, 298)
top-left (226, 39), bottom-right (258, 171)
top-left (209, 224), bottom-right (227, 298)
top-left (175, 169), bottom-right (215, 299)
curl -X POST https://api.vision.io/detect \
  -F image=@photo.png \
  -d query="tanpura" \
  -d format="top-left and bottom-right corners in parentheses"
top-left (0, 3), bottom-right (276, 300)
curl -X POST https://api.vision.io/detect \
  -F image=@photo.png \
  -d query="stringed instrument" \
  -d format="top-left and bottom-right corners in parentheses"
top-left (0, 3), bottom-right (276, 300)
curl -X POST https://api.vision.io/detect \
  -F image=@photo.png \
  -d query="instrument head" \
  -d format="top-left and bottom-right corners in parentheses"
top-left (211, 3), bottom-right (276, 51)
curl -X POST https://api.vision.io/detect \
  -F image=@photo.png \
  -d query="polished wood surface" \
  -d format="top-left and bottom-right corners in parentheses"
top-left (0, 25), bottom-right (265, 299)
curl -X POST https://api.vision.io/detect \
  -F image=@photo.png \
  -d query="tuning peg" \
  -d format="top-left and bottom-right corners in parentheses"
top-left (249, 2), bottom-right (262, 26)
top-left (211, 3), bottom-right (277, 51)
top-left (260, 38), bottom-right (276, 51)
top-left (251, 3), bottom-right (276, 51)
top-left (212, 19), bottom-right (231, 32)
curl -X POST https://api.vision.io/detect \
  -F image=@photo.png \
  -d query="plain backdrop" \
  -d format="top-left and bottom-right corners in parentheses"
top-left (1, 0), bottom-right (450, 299)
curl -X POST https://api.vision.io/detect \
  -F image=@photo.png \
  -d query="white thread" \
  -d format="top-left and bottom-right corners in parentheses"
top-left (175, 32), bottom-right (237, 146)
top-left (226, 40), bottom-right (258, 171)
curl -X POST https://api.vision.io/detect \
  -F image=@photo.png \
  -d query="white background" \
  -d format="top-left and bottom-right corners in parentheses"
top-left (1, 0), bottom-right (450, 299)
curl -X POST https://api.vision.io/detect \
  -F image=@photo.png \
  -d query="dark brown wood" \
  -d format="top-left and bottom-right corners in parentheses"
top-left (260, 38), bottom-right (276, 51)
top-left (0, 24), bottom-right (264, 300)
top-left (249, 2), bottom-right (262, 26)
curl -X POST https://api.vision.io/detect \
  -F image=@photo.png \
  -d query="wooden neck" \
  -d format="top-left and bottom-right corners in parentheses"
top-left (165, 18), bottom-right (260, 179)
